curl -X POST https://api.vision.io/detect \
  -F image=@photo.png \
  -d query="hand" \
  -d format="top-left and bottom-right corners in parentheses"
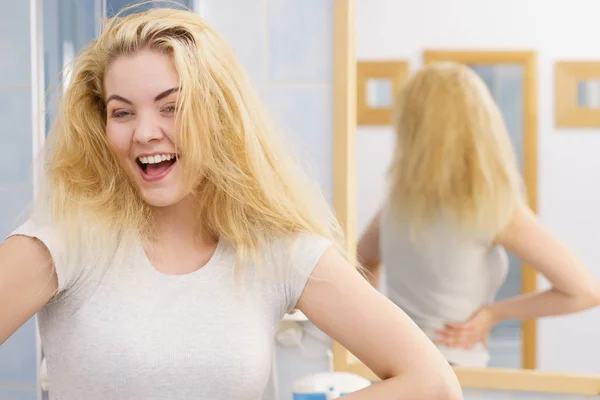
top-left (435, 306), bottom-right (498, 349)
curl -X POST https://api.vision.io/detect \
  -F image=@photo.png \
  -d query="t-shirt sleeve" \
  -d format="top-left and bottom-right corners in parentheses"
top-left (272, 233), bottom-right (333, 317)
top-left (6, 219), bottom-right (68, 294)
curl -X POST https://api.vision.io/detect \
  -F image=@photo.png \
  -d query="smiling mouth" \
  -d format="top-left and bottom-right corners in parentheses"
top-left (136, 153), bottom-right (178, 181)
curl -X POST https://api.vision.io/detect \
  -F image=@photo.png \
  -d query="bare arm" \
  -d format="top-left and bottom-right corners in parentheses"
top-left (357, 210), bottom-right (382, 288)
top-left (0, 236), bottom-right (57, 344)
top-left (297, 247), bottom-right (462, 400)
top-left (487, 204), bottom-right (600, 323)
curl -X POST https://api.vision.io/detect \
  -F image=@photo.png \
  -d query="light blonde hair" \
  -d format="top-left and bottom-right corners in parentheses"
top-left (388, 62), bottom-right (524, 238)
top-left (33, 5), bottom-right (349, 291)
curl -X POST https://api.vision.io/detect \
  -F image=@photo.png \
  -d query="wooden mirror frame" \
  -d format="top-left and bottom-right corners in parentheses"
top-left (555, 61), bottom-right (600, 128)
top-left (331, 0), bottom-right (357, 374)
top-left (332, 47), bottom-right (542, 383)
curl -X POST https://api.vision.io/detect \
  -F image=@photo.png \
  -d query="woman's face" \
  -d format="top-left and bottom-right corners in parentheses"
top-left (104, 50), bottom-right (188, 208)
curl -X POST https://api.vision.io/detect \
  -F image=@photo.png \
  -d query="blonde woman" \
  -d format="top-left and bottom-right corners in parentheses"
top-left (358, 63), bottom-right (600, 367)
top-left (0, 8), bottom-right (462, 400)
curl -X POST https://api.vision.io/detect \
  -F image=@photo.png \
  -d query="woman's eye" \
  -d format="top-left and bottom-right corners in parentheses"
top-left (161, 104), bottom-right (176, 115)
top-left (111, 110), bottom-right (132, 119)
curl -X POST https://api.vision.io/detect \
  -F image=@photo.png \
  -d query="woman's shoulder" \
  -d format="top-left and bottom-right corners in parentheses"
top-left (6, 218), bottom-right (67, 288)
top-left (261, 232), bottom-right (333, 263)
top-left (5, 216), bottom-right (126, 297)
top-left (6, 219), bottom-right (61, 258)
top-left (3, 221), bottom-right (57, 276)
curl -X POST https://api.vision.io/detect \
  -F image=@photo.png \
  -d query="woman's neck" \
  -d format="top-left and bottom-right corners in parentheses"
top-left (145, 195), bottom-right (218, 275)
top-left (150, 195), bottom-right (213, 249)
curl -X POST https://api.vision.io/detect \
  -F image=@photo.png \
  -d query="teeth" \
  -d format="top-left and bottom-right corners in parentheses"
top-left (138, 154), bottom-right (176, 164)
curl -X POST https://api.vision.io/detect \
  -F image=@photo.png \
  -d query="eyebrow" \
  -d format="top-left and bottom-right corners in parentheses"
top-left (105, 87), bottom-right (180, 105)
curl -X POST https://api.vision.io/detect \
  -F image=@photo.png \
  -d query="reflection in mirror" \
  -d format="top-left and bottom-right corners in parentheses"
top-left (356, 62), bottom-right (528, 371)
top-left (577, 80), bottom-right (600, 108)
top-left (366, 78), bottom-right (394, 108)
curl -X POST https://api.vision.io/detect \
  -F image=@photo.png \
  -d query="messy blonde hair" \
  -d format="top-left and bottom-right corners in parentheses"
top-left (388, 62), bottom-right (524, 238)
top-left (33, 5), bottom-right (348, 290)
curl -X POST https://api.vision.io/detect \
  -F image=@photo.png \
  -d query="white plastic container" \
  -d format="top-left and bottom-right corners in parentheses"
top-left (292, 372), bottom-right (371, 399)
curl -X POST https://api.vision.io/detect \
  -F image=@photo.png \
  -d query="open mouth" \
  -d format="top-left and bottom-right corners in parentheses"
top-left (136, 153), bottom-right (178, 181)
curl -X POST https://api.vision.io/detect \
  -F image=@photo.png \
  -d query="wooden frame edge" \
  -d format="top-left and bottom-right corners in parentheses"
top-left (555, 62), bottom-right (576, 127)
top-left (423, 50), bottom-right (538, 370)
top-left (348, 361), bottom-right (600, 395)
top-left (332, 0), bottom-right (356, 372)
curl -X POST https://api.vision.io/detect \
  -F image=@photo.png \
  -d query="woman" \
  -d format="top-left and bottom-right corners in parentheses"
top-left (0, 8), bottom-right (462, 400)
top-left (358, 62), bottom-right (600, 367)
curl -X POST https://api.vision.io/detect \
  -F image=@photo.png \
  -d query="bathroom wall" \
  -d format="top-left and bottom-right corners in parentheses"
top-left (199, 0), bottom-right (335, 205)
top-left (0, 0), bottom-right (38, 399)
top-left (198, 1), bottom-right (336, 398)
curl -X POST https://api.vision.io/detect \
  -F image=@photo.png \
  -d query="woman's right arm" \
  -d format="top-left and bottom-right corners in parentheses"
top-left (0, 235), bottom-right (57, 344)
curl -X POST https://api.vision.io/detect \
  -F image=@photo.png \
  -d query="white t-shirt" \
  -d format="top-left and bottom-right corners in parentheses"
top-left (8, 219), bottom-right (332, 400)
top-left (380, 204), bottom-right (509, 367)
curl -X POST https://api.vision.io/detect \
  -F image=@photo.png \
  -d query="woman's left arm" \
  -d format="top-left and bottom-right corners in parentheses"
top-left (296, 247), bottom-right (463, 400)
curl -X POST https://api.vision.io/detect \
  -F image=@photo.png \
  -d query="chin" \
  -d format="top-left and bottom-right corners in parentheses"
top-left (139, 187), bottom-right (188, 208)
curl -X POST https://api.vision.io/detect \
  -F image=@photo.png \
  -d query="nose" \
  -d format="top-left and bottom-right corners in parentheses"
top-left (133, 112), bottom-right (163, 144)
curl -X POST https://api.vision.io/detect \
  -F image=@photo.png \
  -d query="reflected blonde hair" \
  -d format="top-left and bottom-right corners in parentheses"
top-left (388, 62), bottom-right (524, 238)
top-left (33, 6), bottom-right (348, 290)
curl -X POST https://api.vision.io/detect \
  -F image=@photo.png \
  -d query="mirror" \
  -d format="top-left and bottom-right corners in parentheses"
top-left (354, 51), bottom-right (541, 376)
top-left (577, 79), bottom-right (600, 108)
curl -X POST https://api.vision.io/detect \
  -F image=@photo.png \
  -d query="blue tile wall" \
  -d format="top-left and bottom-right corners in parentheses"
top-left (0, 318), bottom-right (37, 386)
top-left (106, 0), bottom-right (193, 17)
top-left (0, 0), bottom-right (37, 398)
top-left (0, 0), bottom-right (31, 86)
top-left (0, 387), bottom-right (37, 400)
top-left (264, 86), bottom-right (334, 197)
top-left (0, 88), bottom-right (33, 186)
top-left (268, 0), bottom-right (334, 82)
top-left (198, 0), bottom-right (267, 85)
top-left (0, 186), bottom-right (33, 239)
